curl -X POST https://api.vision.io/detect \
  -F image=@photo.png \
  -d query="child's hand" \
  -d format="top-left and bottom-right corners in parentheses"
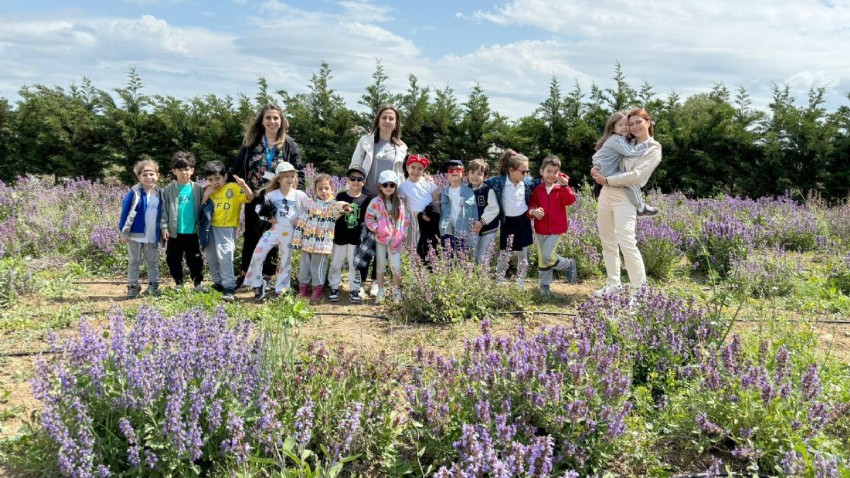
top-left (530, 208), bottom-right (544, 219)
top-left (557, 172), bottom-right (570, 185)
top-left (472, 221), bottom-right (483, 234)
top-left (233, 175), bottom-right (248, 188)
top-left (340, 202), bottom-right (352, 213)
top-left (120, 236), bottom-right (129, 244)
top-left (162, 230), bottom-right (170, 241)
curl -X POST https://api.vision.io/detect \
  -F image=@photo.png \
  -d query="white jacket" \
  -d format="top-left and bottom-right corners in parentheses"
top-left (606, 139), bottom-right (662, 189)
top-left (349, 133), bottom-right (408, 181)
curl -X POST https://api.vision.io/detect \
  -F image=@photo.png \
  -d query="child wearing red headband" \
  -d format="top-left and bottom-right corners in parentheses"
top-left (399, 154), bottom-right (440, 263)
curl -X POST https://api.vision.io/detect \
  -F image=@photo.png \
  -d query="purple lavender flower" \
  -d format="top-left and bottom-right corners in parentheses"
top-left (293, 398), bottom-right (315, 447)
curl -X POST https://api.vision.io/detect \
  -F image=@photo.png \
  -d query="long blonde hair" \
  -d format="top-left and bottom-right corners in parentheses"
top-left (243, 104), bottom-right (289, 150)
top-left (595, 111), bottom-right (628, 151)
top-left (262, 171), bottom-right (293, 195)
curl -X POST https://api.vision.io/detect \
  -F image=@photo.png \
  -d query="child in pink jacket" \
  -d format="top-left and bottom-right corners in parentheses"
top-left (365, 170), bottom-right (410, 304)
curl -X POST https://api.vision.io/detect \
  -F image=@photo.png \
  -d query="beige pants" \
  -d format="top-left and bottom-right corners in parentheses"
top-left (597, 186), bottom-right (646, 288)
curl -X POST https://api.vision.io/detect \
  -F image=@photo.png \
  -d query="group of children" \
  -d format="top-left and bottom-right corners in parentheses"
top-left (118, 112), bottom-right (658, 303)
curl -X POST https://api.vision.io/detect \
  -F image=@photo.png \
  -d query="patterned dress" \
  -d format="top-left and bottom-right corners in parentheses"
top-left (290, 199), bottom-right (348, 254)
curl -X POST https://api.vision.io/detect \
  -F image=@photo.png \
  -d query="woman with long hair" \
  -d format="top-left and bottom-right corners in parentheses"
top-left (232, 104), bottom-right (304, 288)
top-left (590, 108), bottom-right (662, 297)
top-left (349, 105), bottom-right (408, 296)
top-left (349, 104), bottom-right (408, 196)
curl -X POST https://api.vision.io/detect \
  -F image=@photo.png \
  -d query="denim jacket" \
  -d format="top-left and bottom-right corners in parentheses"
top-left (438, 184), bottom-right (479, 237)
top-left (484, 175), bottom-right (541, 218)
top-left (198, 199), bottom-right (214, 249)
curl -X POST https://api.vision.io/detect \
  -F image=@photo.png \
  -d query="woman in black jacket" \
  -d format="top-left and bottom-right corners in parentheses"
top-left (232, 104), bottom-right (304, 287)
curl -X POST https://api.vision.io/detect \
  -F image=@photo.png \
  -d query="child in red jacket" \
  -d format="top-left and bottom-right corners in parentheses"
top-left (528, 155), bottom-right (578, 296)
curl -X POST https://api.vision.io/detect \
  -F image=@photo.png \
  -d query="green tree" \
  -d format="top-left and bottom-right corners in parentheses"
top-left (825, 93), bottom-right (850, 200)
top-left (422, 85), bottom-right (461, 161)
top-left (457, 83), bottom-right (493, 160)
top-left (0, 97), bottom-right (19, 181)
top-left (13, 79), bottom-right (111, 180)
top-left (399, 74), bottom-right (431, 153)
top-left (102, 68), bottom-right (154, 182)
top-left (358, 60), bottom-right (401, 126)
top-left (602, 62), bottom-right (638, 112)
top-left (282, 62), bottom-right (358, 174)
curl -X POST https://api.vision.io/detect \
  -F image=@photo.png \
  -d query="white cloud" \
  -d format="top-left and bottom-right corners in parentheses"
top-left (467, 0), bottom-right (850, 112)
top-left (338, 1), bottom-right (394, 23)
top-left (1, 0), bottom-right (849, 119)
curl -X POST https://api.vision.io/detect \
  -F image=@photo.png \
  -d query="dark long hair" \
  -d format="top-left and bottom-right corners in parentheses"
top-left (243, 104), bottom-right (289, 150)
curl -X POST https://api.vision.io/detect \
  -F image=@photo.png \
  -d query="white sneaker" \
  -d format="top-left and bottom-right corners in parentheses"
top-left (593, 284), bottom-right (621, 298)
top-left (370, 283), bottom-right (379, 298)
top-left (375, 287), bottom-right (385, 305)
top-left (392, 287), bottom-right (402, 304)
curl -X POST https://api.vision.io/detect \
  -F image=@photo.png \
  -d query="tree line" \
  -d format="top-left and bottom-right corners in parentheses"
top-left (1, 61), bottom-right (848, 200)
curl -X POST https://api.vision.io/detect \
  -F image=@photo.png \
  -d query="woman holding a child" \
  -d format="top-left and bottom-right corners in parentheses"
top-left (590, 108), bottom-right (662, 296)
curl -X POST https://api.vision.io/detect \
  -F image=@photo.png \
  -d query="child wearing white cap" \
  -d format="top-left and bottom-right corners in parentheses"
top-left (364, 170), bottom-right (410, 304)
top-left (244, 162), bottom-right (309, 301)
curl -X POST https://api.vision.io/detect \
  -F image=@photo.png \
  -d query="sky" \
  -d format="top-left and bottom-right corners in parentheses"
top-left (1, 0), bottom-right (848, 119)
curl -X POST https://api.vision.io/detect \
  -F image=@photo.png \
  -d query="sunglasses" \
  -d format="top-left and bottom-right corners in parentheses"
top-left (447, 166), bottom-right (464, 174)
top-left (381, 182), bottom-right (397, 189)
top-left (347, 176), bottom-right (366, 182)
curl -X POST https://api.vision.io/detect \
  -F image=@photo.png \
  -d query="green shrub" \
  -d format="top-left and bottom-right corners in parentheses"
top-left (636, 221), bottom-right (684, 281)
top-left (398, 247), bottom-right (531, 323)
top-left (728, 250), bottom-right (804, 298)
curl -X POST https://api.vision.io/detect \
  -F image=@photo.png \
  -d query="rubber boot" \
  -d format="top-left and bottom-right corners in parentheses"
top-left (310, 285), bottom-right (324, 303)
top-left (299, 283), bottom-right (310, 298)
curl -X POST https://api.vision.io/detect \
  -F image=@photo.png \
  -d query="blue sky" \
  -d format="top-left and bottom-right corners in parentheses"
top-left (1, 0), bottom-right (848, 119)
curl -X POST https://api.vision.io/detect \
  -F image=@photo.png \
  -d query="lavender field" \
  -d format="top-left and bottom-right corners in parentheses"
top-left (1, 175), bottom-right (850, 477)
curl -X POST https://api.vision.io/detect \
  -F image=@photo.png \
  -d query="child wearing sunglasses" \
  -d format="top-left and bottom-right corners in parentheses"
top-left (485, 149), bottom-right (568, 287)
top-left (365, 170), bottom-right (409, 304)
top-left (438, 160), bottom-right (479, 257)
top-left (398, 154), bottom-right (440, 263)
top-left (328, 166), bottom-right (374, 303)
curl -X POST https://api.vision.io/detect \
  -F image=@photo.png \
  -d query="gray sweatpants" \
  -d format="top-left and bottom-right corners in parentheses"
top-left (128, 240), bottom-right (160, 285)
top-left (206, 226), bottom-right (237, 290)
top-left (471, 231), bottom-right (497, 266)
top-left (535, 234), bottom-right (570, 286)
top-left (298, 252), bottom-right (330, 287)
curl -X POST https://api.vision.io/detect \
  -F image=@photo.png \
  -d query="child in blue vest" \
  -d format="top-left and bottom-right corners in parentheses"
top-left (118, 159), bottom-right (163, 298)
top-left (466, 159), bottom-right (500, 265)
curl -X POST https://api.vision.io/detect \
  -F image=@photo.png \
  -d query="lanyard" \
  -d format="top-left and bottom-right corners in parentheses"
top-left (263, 135), bottom-right (276, 170)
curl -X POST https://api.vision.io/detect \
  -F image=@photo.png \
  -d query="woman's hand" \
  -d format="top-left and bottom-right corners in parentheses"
top-left (590, 168), bottom-right (608, 185)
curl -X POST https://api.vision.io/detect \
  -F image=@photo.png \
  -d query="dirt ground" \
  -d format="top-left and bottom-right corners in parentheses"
top-left (0, 280), bottom-right (592, 443)
top-left (2, 279), bottom-right (849, 475)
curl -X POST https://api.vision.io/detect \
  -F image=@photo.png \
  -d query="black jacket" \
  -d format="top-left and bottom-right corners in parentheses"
top-left (232, 136), bottom-right (305, 190)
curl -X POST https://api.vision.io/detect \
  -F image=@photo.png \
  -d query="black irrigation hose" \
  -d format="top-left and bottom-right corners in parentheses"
top-left (1, 349), bottom-right (56, 357)
top-left (672, 474), bottom-right (770, 478)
